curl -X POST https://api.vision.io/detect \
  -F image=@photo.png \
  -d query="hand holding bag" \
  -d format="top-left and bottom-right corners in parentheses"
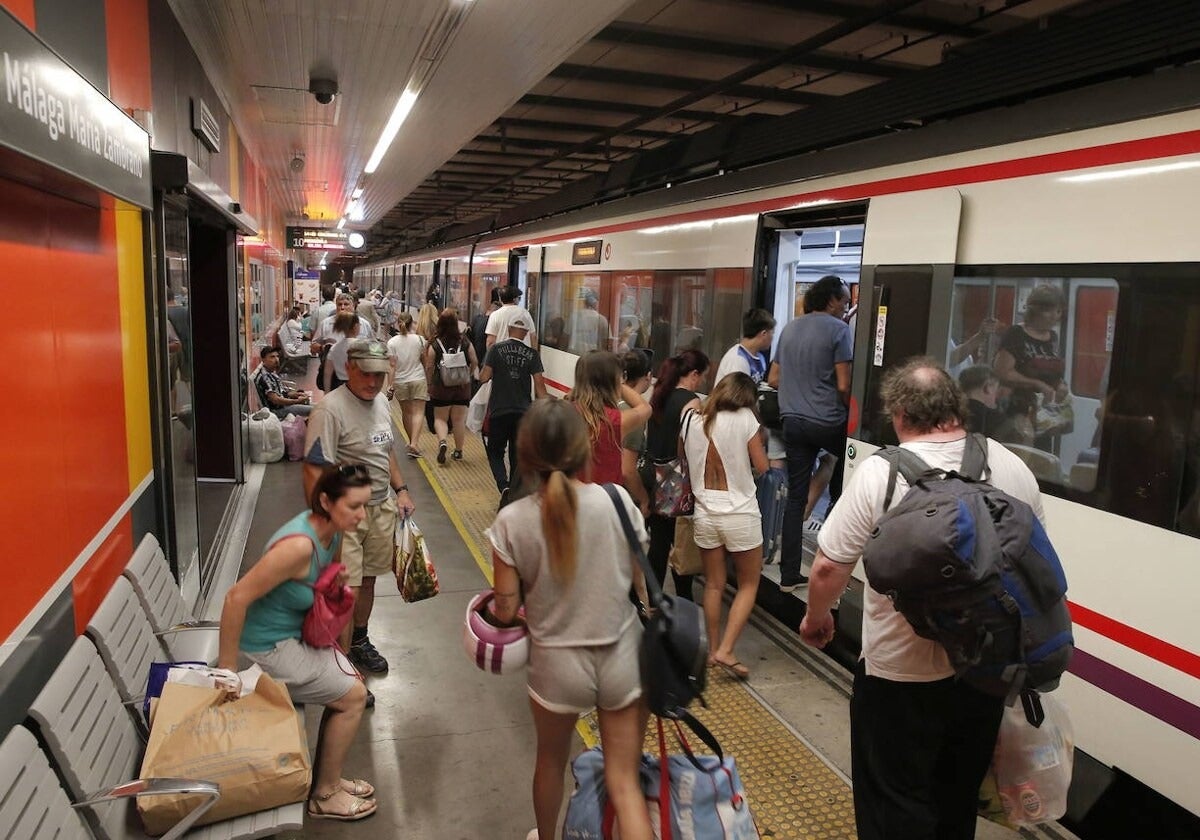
top-left (302, 561), bottom-right (355, 648)
top-left (394, 516), bottom-right (440, 602)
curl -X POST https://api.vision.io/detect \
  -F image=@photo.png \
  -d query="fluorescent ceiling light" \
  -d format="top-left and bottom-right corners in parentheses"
top-left (337, 217), bottom-right (346, 229)
top-left (1059, 161), bottom-right (1200, 183)
top-left (364, 88), bottom-right (419, 174)
top-left (352, 187), bottom-right (364, 200)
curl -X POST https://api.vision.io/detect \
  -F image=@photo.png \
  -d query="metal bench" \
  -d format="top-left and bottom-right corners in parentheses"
top-left (11, 635), bottom-right (302, 840)
top-left (122, 534), bottom-right (219, 665)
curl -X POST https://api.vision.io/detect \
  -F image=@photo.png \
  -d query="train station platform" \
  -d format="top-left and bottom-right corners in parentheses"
top-left (206, 367), bottom-right (1072, 839)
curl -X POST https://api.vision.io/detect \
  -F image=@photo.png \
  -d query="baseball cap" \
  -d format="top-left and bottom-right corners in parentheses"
top-left (347, 339), bottom-right (390, 373)
top-left (508, 312), bottom-right (534, 333)
top-left (499, 285), bottom-right (523, 303)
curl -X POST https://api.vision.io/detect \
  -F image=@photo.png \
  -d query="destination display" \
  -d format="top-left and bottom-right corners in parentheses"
top-left (286, 226), bottom-right (366, 251)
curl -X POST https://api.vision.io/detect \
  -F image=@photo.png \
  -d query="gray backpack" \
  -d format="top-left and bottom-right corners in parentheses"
top-left (861, 434), bottom-right (1073, 702)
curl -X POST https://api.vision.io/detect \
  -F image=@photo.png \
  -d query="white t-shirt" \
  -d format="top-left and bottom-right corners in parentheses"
top-left (486, 483), bottom-right (645, 647)
top-left (387, 333), bottom-right (426, 384)
top-left (485, 304), bottom-right (536, 348)
top-left (714, 343), bottom-right (767, 385)
top-left (313, 314), bottom-right (372, 345)
top-left (278, 318), bottom-right (303, 353)
top-left (683, 407), bottom-right (761, 517)
top-left (818, 436), bottom-right (1045, 682)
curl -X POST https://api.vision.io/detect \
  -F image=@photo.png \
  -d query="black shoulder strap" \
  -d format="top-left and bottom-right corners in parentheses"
top-left (603, 484), bottom-right (662, 607)
top-left (876, 446), bottom-right (937, 512)
top-left (960, 433), bottom-right (991, 481)
top-left (669, 709), bottom-right (725, 769)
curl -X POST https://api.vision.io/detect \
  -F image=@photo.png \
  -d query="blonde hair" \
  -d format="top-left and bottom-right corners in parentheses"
top-left (516, 399), bottom-right (591, 584)
top-left (702, 372), bottom-right (758, 438)
top-left (396, 311), bottom-right (413, 335)
top-left (567, 351), bottom-right (621, 452)
top-left (417, 303), bottom-right (439, 341)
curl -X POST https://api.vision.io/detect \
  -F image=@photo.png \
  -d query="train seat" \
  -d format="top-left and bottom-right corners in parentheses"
top-left (1070, 462), bottom-right (1099, 492)
top-left (1002, 443), bottom-right (1064, 483)
top-left (122, 534), bottom-right (219, 666)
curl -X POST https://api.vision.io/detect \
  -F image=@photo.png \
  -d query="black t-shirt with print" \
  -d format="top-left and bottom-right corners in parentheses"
top-left (1000, 325), bottom-right (1065, 387)
top-left (484, 339), bottom-right (544, 418)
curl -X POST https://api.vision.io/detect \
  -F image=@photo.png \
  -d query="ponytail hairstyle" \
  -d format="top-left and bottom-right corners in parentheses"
top-left (649, 349), bottom-right (710, 418)
top-left (702, 372), bottom-right (759, 438)
top-left (516, 399), bottom-right (591, 584)
top-left (309, 463), bottom-right (372, 518)
top-left (567, 351), bottom-right (622, 449)
top-left (396, 311), bottom-right (414, 335)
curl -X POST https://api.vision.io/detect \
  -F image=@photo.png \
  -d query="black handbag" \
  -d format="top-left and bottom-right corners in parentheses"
top-left (757, 384), bottom-right (782, 430)
top-left (603, 484), bottom-right (707, 718)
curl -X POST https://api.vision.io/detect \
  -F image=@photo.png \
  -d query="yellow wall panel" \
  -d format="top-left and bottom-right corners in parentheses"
top-left (115, 201), bottom-right (152, 491)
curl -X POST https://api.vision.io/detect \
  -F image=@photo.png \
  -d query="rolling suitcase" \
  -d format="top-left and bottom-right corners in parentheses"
top-left (756, 467), bottom-right (787, 563)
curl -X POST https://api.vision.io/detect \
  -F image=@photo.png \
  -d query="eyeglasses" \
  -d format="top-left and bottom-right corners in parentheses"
top-left (337, 464), bottom-right (370, 480)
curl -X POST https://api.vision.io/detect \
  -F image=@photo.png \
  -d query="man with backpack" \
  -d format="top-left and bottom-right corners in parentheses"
top-left (800, 357), bottom-right (1052, 840)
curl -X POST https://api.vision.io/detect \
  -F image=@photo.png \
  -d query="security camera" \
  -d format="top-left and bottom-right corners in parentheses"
top-left (309, 77), bottom-right (338, 105)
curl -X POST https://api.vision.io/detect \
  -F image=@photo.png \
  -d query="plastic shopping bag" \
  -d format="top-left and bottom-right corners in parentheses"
top-left (467, 381), bottom-right (491, 434)
top-left (990, 692), bottom-right (1075, 826)
top-left (394, 516), bottom-right (440, 602)
top-left (247, 408), bottom-right (285, 462)
top-left (281, 414), bottom-right (306, 460)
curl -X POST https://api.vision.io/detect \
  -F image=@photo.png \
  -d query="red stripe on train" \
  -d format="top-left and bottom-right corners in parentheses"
top-left (1068, 600), bottom-right (1200, 680)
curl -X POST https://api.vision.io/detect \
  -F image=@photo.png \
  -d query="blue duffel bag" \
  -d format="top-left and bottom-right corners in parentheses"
top-left (563, 717), bottom-right (758, 839)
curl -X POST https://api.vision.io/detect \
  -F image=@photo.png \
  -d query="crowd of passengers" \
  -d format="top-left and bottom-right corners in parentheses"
top-left (224, 274), bottom-right (1053, 840)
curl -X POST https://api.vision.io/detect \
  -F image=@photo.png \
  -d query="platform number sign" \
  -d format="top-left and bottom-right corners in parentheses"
top-left (873, 305), bottom-right (888, 366)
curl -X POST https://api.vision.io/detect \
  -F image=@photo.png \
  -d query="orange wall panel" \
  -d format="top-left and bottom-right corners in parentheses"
top-left (3, 0), bottom-right (35, 28)
top-left (105, 0), bottom-right (152, 113)
top-left (72, 514), bottom-right (134, 634)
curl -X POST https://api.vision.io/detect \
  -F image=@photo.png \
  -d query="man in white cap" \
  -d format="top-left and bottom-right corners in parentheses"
top-left (485, 285), bottom-right (537, 350)
top-left (479, 312), bottom-right (547, 506)
top-left (304, 339), bottom-right (416, 697)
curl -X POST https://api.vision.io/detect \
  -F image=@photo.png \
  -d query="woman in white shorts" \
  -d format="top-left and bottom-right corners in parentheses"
top-left (487, 399), bottom-right (653, 840)
top-left (386, 311), bottom-right (429, 457)
top-left (683, 372), bottom-right (770, 679)
top-left (218, 464), bottom-right (377, 822)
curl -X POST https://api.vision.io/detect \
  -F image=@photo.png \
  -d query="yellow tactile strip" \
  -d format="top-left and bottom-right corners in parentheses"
top-left (393, 404), bottom-right (858, 838)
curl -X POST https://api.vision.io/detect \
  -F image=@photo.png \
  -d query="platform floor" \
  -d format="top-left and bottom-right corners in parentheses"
top-left (228, 376), bottom-right (1059, 838)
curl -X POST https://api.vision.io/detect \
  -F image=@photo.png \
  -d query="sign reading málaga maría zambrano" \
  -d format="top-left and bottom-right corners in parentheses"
top-left (0, 7), bottom-right (151, 208)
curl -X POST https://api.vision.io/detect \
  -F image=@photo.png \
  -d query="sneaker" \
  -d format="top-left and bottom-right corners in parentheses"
top-left (779, 575), bottom-right (809, 593)
top-left (452, 449), bottom-right (463, 461)
top-left (364, 688), bottom-right (375, 709)
top-left (526, 831), bottom-right (539, 840)
top-left (497, 488), bottom-right (510, 511)
top-left (349, 638), bottom-right (389, 673)
top-left (437, 441), bottom-right (448, 464)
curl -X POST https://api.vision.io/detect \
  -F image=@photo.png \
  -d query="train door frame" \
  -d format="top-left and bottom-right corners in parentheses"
top-left (508, 246), bottom-right (529, 297)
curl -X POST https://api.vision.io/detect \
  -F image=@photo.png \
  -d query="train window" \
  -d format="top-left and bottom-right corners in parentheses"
top-left (951, 265), bottom-right (1200, 536)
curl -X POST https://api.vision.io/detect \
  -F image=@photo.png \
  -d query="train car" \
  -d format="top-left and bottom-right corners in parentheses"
top-left (358, 78), bottom-right (1200, 826)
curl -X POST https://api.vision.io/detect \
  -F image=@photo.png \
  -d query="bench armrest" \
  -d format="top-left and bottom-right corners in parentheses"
top-left (154, 620), bottom-right (220, 637)
top-left (75, 777), bottom-right (220, 840)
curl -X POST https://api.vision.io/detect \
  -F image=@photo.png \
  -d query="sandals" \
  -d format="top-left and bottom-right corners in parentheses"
top-left (405, 446), bottom-right (422, 459)
top-left (341, 779), bottom-right (375, 798)
top-left (308, 788), bottom-right (377, 821)
top-left (710, 657), bottom-right (750, 680)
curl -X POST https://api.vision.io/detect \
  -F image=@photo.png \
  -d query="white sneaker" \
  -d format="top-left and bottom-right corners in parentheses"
top-left (526, 830), bottom-right (539, 840)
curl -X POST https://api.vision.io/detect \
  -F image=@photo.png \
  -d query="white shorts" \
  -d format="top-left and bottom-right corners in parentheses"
top-left (692, 511), bottom-right (763, 553)
top-left (242, 638), bottom-right (360, 705)
top-left (527, 620), bottom-right (643, 716)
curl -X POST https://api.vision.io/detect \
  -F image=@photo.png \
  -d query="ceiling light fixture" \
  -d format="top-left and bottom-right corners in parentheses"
top-left (364, 88), bottom-right (419, 174)
top-left (337, 217), bottom-right (346, 230)
top-left (352, 187), bottom-right (364, 200)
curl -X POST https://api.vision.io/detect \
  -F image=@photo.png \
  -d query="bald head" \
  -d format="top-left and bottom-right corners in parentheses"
top-left (880, 356), bottom-right (967, 435)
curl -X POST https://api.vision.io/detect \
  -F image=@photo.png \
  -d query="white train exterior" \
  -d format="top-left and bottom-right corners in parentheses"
top-left (357, 102), bottom-right (1200, 821)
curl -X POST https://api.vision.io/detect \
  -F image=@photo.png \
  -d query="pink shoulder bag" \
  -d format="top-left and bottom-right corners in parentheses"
top-left (302, 561), bottom-right (355, 648)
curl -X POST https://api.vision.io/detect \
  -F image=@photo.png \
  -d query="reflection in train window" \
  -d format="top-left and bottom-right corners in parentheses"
top-left (951, 266), bottom-right (1200, 538)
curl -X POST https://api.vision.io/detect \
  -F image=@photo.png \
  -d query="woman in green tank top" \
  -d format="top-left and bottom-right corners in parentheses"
top-left (218, 464), bottom-right (380, 822)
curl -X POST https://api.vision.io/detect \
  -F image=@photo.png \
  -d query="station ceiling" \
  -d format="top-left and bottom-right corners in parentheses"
top-left (169, 0), bottom-right (1191, 267)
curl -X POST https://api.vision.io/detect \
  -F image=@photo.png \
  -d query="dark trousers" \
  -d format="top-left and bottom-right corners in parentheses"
top-left (779, 415), bottom-right (846, 585)
top-left (485, 412), bottom-right (523, 492)
top-left (850, 661), bottom-right (1004, 840)
top-left (646, 514), bottom-right (695, 602)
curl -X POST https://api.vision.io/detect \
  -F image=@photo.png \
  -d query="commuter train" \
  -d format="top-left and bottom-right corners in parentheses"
top-left (358, 76), bottom-right (1200, 823)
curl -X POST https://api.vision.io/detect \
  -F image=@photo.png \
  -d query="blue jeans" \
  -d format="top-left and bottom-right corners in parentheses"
top-left (780, 415), bottom-right (846, 586)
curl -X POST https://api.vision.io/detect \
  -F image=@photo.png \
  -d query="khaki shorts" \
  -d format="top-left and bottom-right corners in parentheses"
top-left (242, 638), bottom-right (359, 705)
top-left (341, 496), bottom-right (398, 585)
top-left (693, 511), bottom-right (763, 553)
top-left (393, 379), bottom-right (429, 402)
top-left (527, 619), bottom-right (643, 715)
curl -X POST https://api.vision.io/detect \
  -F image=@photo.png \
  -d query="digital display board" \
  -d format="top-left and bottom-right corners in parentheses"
top-left (286, 226), bottom-right (366, 251)
top-left (572, 240), bottom-right (603, 265)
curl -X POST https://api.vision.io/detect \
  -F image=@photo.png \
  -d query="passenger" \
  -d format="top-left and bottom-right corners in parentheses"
top-left (618, 350), bottom-right (655, 516)
top-left (479, 312), bottom-right (547, 504)
top-left (543, 315), bottom-right (567, 351)
top-left (218, 463), bottom-right (377, 822)
top-left (278, 306), bottom-right (306, 358)
top-left (775, 275), bottom-right (853, 591)
top-left (386, 311), bottom-right (428, 459)
top-left (311, 292), bottom-right (371, 354)
top-left (683, 372), bottom-right (769, 679)
top-left (470, 287), bottom-right (502, 379)
top-left (993, 285), bottom-right (1069, 449)
top-left (425, 312), bottom-right (478, 465)
top-left (645, 349), bottom-right (710, 601)
top-left (486, 399), bottom-right (653, 840)
top-left (356, 298), bottom-right (380, 340)
top-left (800, 357), bottom-right (1044, 840)
top-left (959, 364), bottom-right (1007, 438)
top-left (947, 317), bottom-right (1000, 378)
top-left (567, 288), bottom-right (612, 355)
top-left (324, 312), bottom-right (362, 392)
top-left (315, 284), bottom-right (337, 330)
top-left (567, 350), bottom-right (651, 485)
top-left (714, 308), bottom-right (775, 385)
top-left (254, 346), bottom-right (312, 419)
top-left (416, 302), bottom-right (440, 343)
top-left (304, 339), bottom-right (416, 687)
top-left (486, 285), bottom-right (538, 350)
top-left (426, 278), bottom-right (443, 310)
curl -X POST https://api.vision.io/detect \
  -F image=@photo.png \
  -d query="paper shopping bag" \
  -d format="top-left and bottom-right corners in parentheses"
top-left (669, 516), bottom-right (704, 575)
top-left (137, 673), bottom-right (311, 835)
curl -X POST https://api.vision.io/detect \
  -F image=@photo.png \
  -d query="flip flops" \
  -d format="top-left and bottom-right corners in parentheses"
top-left (710, 657), bottom-right (750, 680)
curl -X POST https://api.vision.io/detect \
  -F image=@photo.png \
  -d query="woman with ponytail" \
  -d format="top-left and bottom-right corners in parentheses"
top-left (567, 350), bottom-right (651, 485)
top-left (644, 349), bottom-right (710, 601)
top-left (487, 399), bottom-right (652, 840)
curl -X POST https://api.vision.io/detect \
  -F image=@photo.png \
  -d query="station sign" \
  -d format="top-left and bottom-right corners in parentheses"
top-left (0, 7), bottom-right (151, 208)
top-left (286, 226), bottom-right (366, 251)
top-left (572, 239), bottom-right (602, 265)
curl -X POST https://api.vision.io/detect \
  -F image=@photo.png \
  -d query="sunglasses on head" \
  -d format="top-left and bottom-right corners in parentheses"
top-left (337, 463), bottom-right (370, 480)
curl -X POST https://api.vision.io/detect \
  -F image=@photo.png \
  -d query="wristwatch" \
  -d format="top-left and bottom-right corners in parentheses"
top-left (393, 484), bottom-right (409, 493)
